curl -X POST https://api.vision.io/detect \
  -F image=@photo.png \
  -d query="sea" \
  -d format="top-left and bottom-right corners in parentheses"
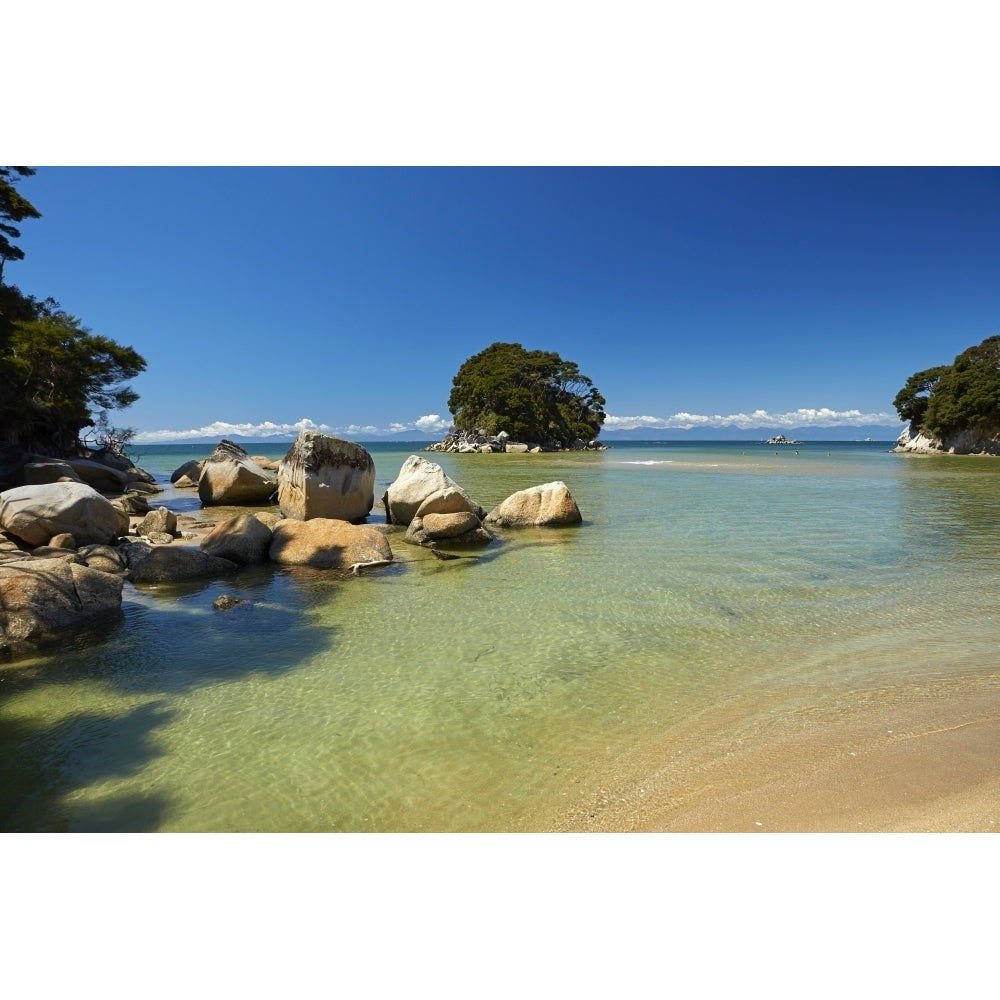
top-left (2, 439), bottom-right (999, 832)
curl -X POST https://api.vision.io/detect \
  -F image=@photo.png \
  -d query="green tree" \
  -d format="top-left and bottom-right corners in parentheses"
top-left (447, 342), bottom-right (606, 446)
top-left (892, 366), bottom-right (948, 427)
top-left (0, 168), bottom-right (147, 455)
top-left (894, 335), bottom-right (1000, 440)
top-left (0, 167), bottom-right (41, 285)
top-left (1, 310), bottom-right (146, 452)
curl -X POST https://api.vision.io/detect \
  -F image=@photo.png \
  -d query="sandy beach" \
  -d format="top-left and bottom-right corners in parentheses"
top-left (552, 674), bottom-right (1000, 832)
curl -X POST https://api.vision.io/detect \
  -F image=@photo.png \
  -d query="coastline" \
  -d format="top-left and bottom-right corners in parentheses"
top-left (549, 673), bottom-right (1000, 832)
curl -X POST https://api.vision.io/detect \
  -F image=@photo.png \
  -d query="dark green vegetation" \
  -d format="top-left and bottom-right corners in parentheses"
top-left (447, 342), bottom-right (606, 447)
top-left (894, 335), bottom-right (1000, 440)
top-left (0, 168), bottom-right (145, 455)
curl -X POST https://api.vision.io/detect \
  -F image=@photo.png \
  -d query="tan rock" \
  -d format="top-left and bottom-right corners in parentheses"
top-left (485, 481), bottom-right (582, 527)
top-left (277, 431), bottom-right (375, 522)
top-left (420, 511), bottom-right (481, 538)
top-left (0, 559), bottom-right (123, 643)
top-left (200, 514), bottom-right (273, 565)
top-left (198, 440), bottom-right (277, 506)
top-left (137, 506), bottom-right (178, 537)
top-left (269, 518), bottom-right (392, 569)
top-left (382, 456), bottom-right (480, 526)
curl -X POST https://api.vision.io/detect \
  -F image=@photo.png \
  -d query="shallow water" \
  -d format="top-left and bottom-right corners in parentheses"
top-left (2, 440), bottom-right (999, 831)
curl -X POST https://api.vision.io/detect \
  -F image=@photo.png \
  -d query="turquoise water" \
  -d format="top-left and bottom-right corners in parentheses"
top-left (2, 440), bottom-right (999, 831)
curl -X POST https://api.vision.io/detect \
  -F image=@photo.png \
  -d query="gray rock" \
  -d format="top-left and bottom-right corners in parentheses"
top-left (198, 440), bottom-right (277, 506)
top-left (0, 481), bottom-right (125, 547)
top-left (124, 541), bottom-right (239, 584)
top-left (137, 506), bottom-right (178, 537)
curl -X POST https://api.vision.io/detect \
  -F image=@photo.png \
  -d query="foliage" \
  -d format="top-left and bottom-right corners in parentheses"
top-left (0, 168), bottom-right (147, 455)
top-left (0, 167), bottom-right (41, 284)
top-left (447, 341), bottom-right (606, 446)
top-left (1, 305), bottom-right (146, 452)
top-left (894, 335), bottom-right (1000, 439)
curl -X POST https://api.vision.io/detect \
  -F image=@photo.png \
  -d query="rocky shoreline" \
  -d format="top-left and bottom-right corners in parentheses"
top-left (894, 422), bottom-right (1000, 455)
top-left (425, 427), bottom-right (605, 454)
top-left (0, 431), bottom-right (585, 660)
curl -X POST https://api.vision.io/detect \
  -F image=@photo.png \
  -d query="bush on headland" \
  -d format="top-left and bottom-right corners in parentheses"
top-left (894, 334), bottom-right (1000, 454)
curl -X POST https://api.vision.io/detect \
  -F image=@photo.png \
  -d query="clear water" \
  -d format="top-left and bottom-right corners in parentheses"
top-left (2, 440), bottom-right (999, 831)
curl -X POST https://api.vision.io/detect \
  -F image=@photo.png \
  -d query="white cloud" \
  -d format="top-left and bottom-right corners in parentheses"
top-left (603, 408), bottom-right (905, 431)
top-left (133, 414), bottom-right (453, 443)
top-left (414, 413), bottom-right (452, 433)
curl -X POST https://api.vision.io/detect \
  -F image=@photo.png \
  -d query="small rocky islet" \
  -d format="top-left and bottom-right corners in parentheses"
top-left (0, 430), bottom-right (583, 660)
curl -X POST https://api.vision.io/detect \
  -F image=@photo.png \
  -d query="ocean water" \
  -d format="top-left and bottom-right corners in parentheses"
top-left (2, 439), bottom-right (999, 831)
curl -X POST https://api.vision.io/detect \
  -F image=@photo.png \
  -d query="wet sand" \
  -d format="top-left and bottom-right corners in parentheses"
top-left (552, 675), bottom-right (1000, 833)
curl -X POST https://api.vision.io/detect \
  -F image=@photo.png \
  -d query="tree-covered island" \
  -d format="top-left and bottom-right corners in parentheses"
top-left (443, 341), bottom-right (606, 451)
top-left (894, 333), bottom-right (1000, 454)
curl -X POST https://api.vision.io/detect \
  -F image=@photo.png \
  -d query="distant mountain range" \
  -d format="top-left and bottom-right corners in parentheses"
top-left (136, 424), bottom-right (906, 446)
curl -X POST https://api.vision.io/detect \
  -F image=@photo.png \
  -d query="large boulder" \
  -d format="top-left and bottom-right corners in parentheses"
top-left (0, 481), bottom-right (125, 547)
top-left (62, 457), bottom-right (130, 494)
top-left (0, 559), bottom-right (123, 644)
top-left (485, 481), bottom-right (583, 527)
top-left (382, 456), bottom-right (481, 526)
top-left (22, 461), bottom-right (81, 486)
top-left (200, 514), bottom-right (274, 565)
top-left (123, 540), bottom-right (240, 584)
top-left (277, 431), bottom-right (375, 522)
top-left (198, 440), bottom-right (277, 506)
top-left (269, 518), bottom-right (392, 570)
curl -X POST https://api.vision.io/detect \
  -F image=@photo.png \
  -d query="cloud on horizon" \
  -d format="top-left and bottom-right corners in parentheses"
top-left (132, 409), bottom-right (902, 443)
top-left (603, 408), bottom-right (904, 432)
top-left (133, 414), bottom-right (453, 443)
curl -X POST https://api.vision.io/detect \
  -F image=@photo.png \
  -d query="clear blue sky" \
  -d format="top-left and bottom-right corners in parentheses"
top-left (10, 167), bottom-right (999, 441)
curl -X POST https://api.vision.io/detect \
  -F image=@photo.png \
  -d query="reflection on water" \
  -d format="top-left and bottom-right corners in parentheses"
top-left (2, 441), bottom-right (999, 831)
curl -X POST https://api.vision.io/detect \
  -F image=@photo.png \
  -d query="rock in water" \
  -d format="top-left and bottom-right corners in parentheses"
top-left (200, 514), bottom-right (274, 565)
top-left (381, 455), bottom-right (481, 526)
top-left (198, 439), bottom-right (277, 506)
top-left (0, 559), bottom-right (124, 643)
top-left (485, 481), bottom-right (583, 527)
top-left (277, 431), bottom-right (375, 523)
top-left (268, 518), bottom-right (392, 569)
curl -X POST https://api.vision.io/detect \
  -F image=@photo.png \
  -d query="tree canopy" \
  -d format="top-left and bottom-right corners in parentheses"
top-left (0, 168), bottom-right (146, 455)
top-left (0, 167), bottom-right (41, 285)
top-left (893, 335), bottom-right (1000, 440)
top-left (447, 342), bottom-right (606, 446)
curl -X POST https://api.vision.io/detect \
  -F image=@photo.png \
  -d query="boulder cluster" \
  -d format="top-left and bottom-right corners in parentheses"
top-left (426, 428), bottom-right (605, 454)
top-left (1, 431), bottom-right (583, 660)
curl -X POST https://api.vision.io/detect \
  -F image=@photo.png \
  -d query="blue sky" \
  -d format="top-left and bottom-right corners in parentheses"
top-left (10, 166), bottom-right (999, 442)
